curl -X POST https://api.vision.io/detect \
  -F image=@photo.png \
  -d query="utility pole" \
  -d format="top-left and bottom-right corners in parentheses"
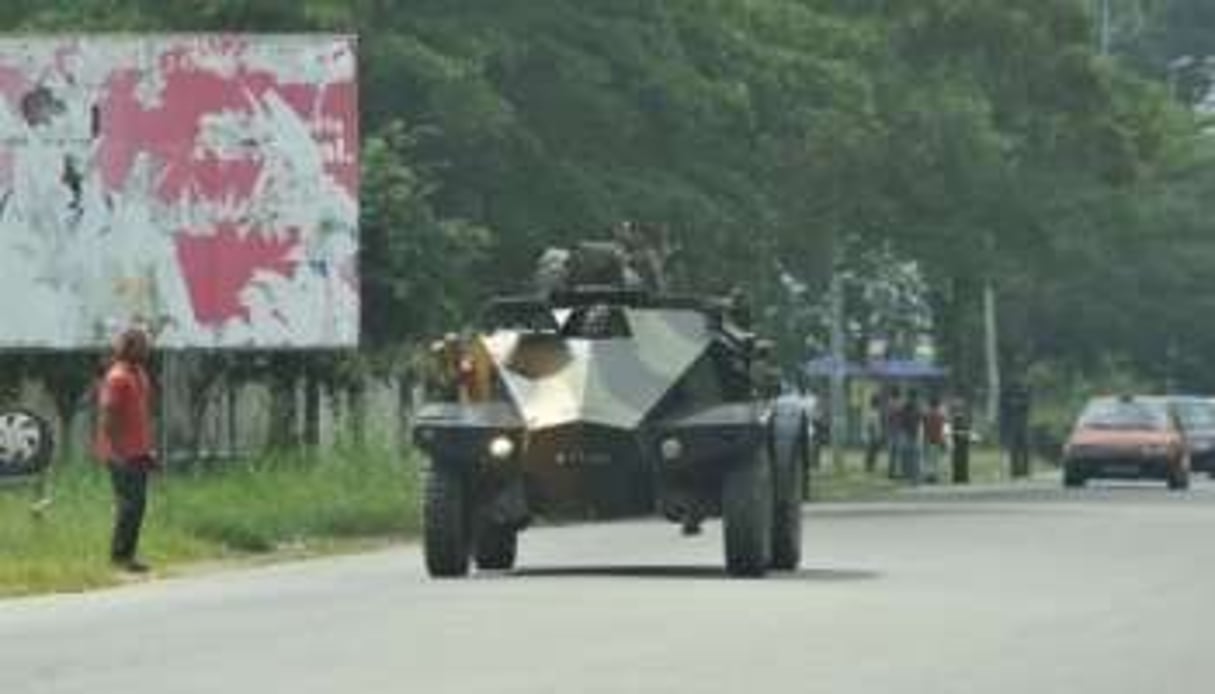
top-left (829, 265), bottom-right (846, 471)
top-left (1099, 0), bottom-right (1112, 56)
top-left (983, 282), bottom-right (1000, 435)
top-left (1166, 338), bottom-right (1178, 394)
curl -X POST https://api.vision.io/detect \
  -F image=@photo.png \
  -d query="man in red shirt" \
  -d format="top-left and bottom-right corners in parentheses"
top-left (96, 327), bottom-right (156, 573)
top-left (922, 396), bottom-right (948, 484)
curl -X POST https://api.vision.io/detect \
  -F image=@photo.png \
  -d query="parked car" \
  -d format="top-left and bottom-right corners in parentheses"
top-left (1062, 395), bottom-right (1190, 490)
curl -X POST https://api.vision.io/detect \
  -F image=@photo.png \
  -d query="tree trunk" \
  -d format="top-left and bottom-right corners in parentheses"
top-left (349, 380), bottom-right (367, 449)
top-left (829, 268), bottom-right (847, 470)
top-left (984, 282), bottom-right (1001, 433)
top-left (303, 372), bottom-right (321, 450)
top-left (226, 377), bottom-right (239, 458)
top-left (268, 365), bottom-right (298, 451)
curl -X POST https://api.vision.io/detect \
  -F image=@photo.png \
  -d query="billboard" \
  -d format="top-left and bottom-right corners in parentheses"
top-left (0, 35), bottom-right (358, 349)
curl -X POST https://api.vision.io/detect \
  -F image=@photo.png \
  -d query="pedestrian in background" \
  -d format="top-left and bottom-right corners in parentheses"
top-left (899, 389), bottom-right (923, 483)
top-left (922, 395), bottom-right (948, 484)
top-left (810, 402), bottom-right (830, 469)
top-left (1001, 382), bottom-right (1032, 478)
top-left (950, 395), bottom-right (972, 484)
top-left (886, 387), bottom-right (903, 479)
top-left (863, 394), bottom-right (884, 473)
top-left (96, 327), bottom-right (157, 573)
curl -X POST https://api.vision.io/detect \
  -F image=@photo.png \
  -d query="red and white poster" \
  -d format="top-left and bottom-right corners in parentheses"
top-left (0, 35), bottom-right (359, 348)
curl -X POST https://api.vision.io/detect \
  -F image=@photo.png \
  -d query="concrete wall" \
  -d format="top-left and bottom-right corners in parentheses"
top-left (9, 360), bottom-right (411, 466)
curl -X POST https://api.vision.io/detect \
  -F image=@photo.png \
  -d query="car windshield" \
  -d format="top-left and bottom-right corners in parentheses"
top-left (1077, 400), bottom-right (1169, 431)
top-left (1176, 401), bottom-right (1215, 430)
top-left (558, 305), bottom-right (632, 339)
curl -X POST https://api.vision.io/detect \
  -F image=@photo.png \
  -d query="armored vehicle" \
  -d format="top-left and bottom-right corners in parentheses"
top-left (413, 244), bottom-right (811, 578)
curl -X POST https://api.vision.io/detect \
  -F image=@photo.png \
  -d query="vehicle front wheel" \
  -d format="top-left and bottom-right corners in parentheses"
top-left (474, 521), bottom-right (518, 571)
top-left (722, 448), bottom-right (773, 578)
top-left (770, 435), bottom-right (804, 572)
top-left (423, 463), bottom-right (471, 577)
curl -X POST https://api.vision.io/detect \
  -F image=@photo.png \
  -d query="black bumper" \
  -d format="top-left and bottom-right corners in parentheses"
top-left (1066, 456), bottom-right (1174, 480)
top-left (1190, 449), bottom-right (1215, 473)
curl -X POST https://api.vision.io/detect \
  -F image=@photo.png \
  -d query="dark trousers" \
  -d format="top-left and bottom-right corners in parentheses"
top-left (1009, 433), bottom-right (1031, 478)
top-left (864, 435), bottom-right (883, 473)
top-left (109, 461), bottom-right (148, 562)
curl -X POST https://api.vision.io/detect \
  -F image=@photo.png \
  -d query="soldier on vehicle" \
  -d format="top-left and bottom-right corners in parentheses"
top-left (425, 334), bottom-right (464, 402)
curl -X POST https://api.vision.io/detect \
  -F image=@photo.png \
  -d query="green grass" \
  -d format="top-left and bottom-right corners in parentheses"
top-left (0, 443), bottom-right (1034, 597)
top-left (809, 447), bottom-right (1029, 501)
top-left (0, 446), bottom-right (420, 597)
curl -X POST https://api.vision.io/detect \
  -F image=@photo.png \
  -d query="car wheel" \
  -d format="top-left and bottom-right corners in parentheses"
top-left (1063, 464), bottom-right (1086, 488)
top-left (770, 433), bottom-right (804, 572)
top-left (1168, 463), bottom-right (1190, 492)
top-left (474, 521), bottom-right (518, 571)
top-left (423, 463), bottom-right (471, 577)
top-left (722, 447), bottom-right (773, 578)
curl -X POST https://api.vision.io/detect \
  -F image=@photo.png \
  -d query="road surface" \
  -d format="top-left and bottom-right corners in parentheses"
top-left (4, 477), bottom-right (1215, 693)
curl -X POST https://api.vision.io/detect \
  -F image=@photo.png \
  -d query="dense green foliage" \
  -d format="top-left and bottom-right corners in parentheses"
top-left (5, 0), bottom-right (1215, 399)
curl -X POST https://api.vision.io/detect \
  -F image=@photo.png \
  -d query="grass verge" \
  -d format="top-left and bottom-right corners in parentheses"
top-left (1, 444), bottom-right (1035, 597)
top-left (809, 447), bottom-right (1032, 501)
top-left (0, 446), bottom-right (419, 597)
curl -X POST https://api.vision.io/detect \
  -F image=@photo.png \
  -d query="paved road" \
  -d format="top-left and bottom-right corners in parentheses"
top-left (4, 477), bottom-right (1215, 694)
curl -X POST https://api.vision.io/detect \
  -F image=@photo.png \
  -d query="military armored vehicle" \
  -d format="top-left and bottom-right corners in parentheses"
top-left (413, 242), bottom-right (811, 577)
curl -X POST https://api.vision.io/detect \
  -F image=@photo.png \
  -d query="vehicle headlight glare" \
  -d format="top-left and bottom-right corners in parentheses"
top-left (489, 435), bottom-right (515, 460)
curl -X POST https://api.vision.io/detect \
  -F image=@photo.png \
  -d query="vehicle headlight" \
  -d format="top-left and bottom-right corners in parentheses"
top-left (660, 437), bottom-right (683, 461)
top-left (1065, 443), bottom-right (1089, 457)
top-left (488, 435), bottom-right (515, 460)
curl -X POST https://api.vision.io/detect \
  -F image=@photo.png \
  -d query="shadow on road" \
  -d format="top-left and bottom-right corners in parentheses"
top-left (822, 481), bottom-right (1215, 511)
top-left (502, 565), bottom-right (880, 582)
top-left (808, 503), bottom-right (1061, 519)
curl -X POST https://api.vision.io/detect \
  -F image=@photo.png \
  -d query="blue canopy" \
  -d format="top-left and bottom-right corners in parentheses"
top-left (866, 359), bottom-right (948, 380)
top-left (802, 356), bottom-right (866, 378)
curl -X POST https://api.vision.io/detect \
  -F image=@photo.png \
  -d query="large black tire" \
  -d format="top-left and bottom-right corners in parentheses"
top-left (424, 464), bottom-right (471, 577)
top-left (770, 435), bottom-right (804, 572)
top-left (474, 522), bottom-right (518, 571)
top-left (722, 448), bottom-right (773, 578)
top-left (1063, 464), bottom-right (1086, 488)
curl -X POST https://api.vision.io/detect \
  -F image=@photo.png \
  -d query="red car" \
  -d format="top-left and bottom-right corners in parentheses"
top-left (1062, 396), bottom-right (1190, 490)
